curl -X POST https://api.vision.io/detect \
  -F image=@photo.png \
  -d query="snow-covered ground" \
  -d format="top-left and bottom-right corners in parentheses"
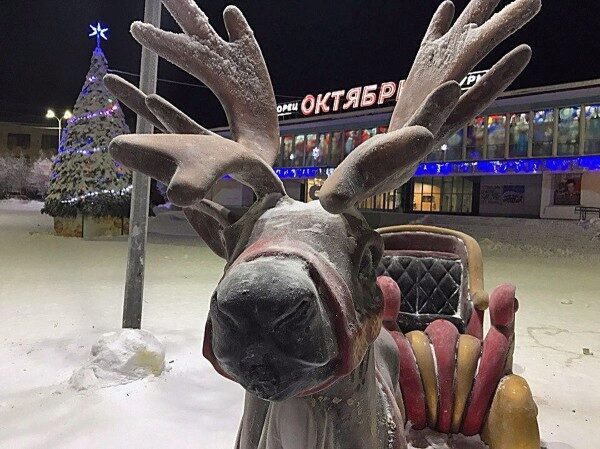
top-left (0, 199), bottom-right (598, 449)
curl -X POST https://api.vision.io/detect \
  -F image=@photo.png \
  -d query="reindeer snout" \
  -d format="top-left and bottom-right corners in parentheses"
top-left (209, 256), bottom-right (339, 400)
top-left (215, 257), bottom-right (320, 330)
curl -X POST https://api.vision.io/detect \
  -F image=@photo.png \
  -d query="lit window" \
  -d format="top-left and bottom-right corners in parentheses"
top-left (466, 118), bottom-right (485, 160)
top-left (487, 115), bottom-right (506, 159)
top-left (584, 105), bottom-right (600, 155)
top-left (557, 106), bottom-right (580, 156)
top-left (532, 109), bottom-right (554, 156)
top-left (509, 113), bottom-right (529, 157)
top-left (7, 133), bottom-right (31, 151)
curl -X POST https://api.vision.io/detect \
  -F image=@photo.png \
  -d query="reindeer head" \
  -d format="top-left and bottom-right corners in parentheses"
top-left (106, 0), bottom-right (540, 400)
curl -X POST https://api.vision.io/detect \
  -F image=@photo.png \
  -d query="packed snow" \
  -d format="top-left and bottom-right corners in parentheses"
top-left (69, 329), bottom-right (166, 391)
top-left (0, 199), bottom-right (598, 449)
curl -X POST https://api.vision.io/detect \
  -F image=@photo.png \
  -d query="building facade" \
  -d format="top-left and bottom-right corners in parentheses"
top-left (211, 77), bottom-right (600, 221)
top-left (0, 122), bottom-right (59, 160)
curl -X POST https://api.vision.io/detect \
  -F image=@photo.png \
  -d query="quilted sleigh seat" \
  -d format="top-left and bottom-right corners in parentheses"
top-left (375, 225), bottom-right (540, 448)
top-left (376, 225), bottom-right (489, 339)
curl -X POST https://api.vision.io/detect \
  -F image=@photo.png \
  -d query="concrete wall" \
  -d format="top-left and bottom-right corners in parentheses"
top-left (210, 179), bottom-right (254, 207)
top-left (540, 171), bottom-right (600, 219)
top-left (479, 174), bottom-right (542, 218)
top-left (581, 172), bottom-right (600, 207)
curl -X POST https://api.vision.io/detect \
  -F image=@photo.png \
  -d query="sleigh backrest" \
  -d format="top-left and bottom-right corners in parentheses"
top-left (376, 225), bottom-right (489, 336)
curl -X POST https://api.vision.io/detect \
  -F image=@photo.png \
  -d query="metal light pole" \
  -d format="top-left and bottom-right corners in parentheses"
top-left (122, 0), bottom-right (161, 329)
top-left (45, 109), bottom-right (72, 148)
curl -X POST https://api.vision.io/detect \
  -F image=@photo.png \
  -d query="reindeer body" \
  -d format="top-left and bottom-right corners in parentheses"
top-left (216, 197), bottom-right (403, 448)
top-left (104, 1), bottom-right (543, 447)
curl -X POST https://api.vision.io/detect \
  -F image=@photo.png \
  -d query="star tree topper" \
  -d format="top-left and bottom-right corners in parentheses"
top-left (89, 22), bottom-right (109, 48)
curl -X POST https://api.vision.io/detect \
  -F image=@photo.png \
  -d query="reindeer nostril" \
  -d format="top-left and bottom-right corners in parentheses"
top-left (271, 297), bottom-right (313, 332)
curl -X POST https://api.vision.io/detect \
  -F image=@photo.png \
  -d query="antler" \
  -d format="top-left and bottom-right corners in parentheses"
top-left (319, 0), bottom-right (541, 214)
top-left (129, 1), bottom-right (280, 166)
top-left (105, 2), bottom-right (286, 239)
top-left (105, 74), bottom-right (252, 258)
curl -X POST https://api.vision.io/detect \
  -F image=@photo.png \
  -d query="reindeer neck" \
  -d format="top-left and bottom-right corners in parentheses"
top-left (307, 347), bottom-right (392, 448)
top-left (248, 346), bottom-right (394, 449)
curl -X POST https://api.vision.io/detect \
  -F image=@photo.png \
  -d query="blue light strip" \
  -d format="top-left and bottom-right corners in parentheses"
top-left (414, 155), bottom-right (600, 177)
top-left (266, 155), bottom-right (600, 180)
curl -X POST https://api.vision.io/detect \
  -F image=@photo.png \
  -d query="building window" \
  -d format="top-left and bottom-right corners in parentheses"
top-left (552, 174), bottom-right (581, 206)
top-left (427, 144), bottom-right (445, 161)
top-left (557, 106), bottom-right (580, 156)
top-left (293, 135), bottom-right (306, 166)
top-left (509, 113), bottom-right (530, 157)
top-left (445, 129), bottom-right (464, 161)
top-left (41, 134), bottom-right (57, 151)
top-left (413, 177), bottom-right (442, 212)
top-left (282, 135), bottom-right (294, 167)
top-left (414, 176), bottom-right (474, 214)
top-left (584, 105), bottom-right (600, 154)
top-left (343, 129), bottom-right (376, 158)
top-left (7, 133), bottom-right (31, 151)
top-left (466, 117), bottom-right (485, 159)
top-left (359, 190), bottom-right (398, 211)
top-left (305, 134), bottom-right (319, 166)
top-left (532, 109), bottom-right (554, 156)
top-left (344, 130), bottom-right (358, 157)
top-left (331, 132), bottom-right (344, 165)
top-left (487, 114), bottom-right (507, 159)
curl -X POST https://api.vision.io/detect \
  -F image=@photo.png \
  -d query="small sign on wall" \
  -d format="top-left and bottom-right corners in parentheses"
top-left (481, 185), bottom-right (502, 205)
top-left (481, 184), bottom-right (525, 205)
top-left (502, 185), bottom-right (525, 204)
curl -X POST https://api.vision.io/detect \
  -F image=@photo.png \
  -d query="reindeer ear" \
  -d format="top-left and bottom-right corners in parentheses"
top-left (184, 209), bottom-right (228, 259)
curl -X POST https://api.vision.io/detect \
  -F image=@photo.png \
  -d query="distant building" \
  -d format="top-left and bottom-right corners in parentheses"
top-left (211, 78), bottom-right (600, 221)
top-left (0, 122), bottom-right (58, 160)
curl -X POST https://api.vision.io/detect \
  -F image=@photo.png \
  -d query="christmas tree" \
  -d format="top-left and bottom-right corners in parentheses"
top-left (43, 23), bottom-right (131, 218)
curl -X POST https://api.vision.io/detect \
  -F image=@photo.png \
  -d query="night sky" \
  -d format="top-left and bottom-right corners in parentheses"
top-left (1, 0), bottom-right (598, 129)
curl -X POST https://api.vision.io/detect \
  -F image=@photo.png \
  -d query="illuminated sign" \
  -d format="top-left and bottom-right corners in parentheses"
top-left (277, 70), bottom-right (488, 119)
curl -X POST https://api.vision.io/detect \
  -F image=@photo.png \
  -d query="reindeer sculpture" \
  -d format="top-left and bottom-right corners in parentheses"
top-left (105, 0), bottom-right (542, 447)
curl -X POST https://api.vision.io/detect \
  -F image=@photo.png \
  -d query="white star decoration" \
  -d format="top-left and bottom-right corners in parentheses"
top-left (89, 23), bottom-right (109, 46)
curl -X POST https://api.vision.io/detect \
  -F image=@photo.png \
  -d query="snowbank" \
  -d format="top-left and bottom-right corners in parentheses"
top-left (69, 329), bottom-right (166, 391)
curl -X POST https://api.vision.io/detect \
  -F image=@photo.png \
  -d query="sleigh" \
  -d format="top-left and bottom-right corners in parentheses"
top-left (376, 225), bottom-right (538, 446)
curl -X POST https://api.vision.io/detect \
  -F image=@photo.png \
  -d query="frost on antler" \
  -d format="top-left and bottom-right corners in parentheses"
top-left (129, 1), bottom-right (280, 166)
top-left (105, 1), bottom-right (288, 259)
top-left (319, 0), bottom-right (541, 214)
top-left (109, 134), bottom-right (284, 207)
top-left (104, 74), bottom-right (212, 135)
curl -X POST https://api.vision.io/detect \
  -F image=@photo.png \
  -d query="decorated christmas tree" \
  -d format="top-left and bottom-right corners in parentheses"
top-left (43, 24), bottom-right (131, 218)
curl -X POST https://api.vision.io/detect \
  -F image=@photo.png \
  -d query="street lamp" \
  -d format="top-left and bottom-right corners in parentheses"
top-left (45, 109), bottom-right (72, 148)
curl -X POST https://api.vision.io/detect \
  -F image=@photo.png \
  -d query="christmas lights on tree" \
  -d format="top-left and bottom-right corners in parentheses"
top-left (43, 23), bottom-right (132, 218)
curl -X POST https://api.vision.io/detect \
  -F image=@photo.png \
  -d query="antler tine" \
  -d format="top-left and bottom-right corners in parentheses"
top-left (104, 74), bottom-right (168, 133)
top-left (390, 0), bottom-right (541, 132)
top-left (109, 134), bottom-right (285, 210)
top-left (104, 74), bottom-right (212, 135)
top-left (319, 0), bottom-right (540, 214)
top-left (319, 84), bottom-right (460, 214)
top-left (145, 94), bottom-right (214, 135)
top-left (130, 1), bottom-right (280, 166)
